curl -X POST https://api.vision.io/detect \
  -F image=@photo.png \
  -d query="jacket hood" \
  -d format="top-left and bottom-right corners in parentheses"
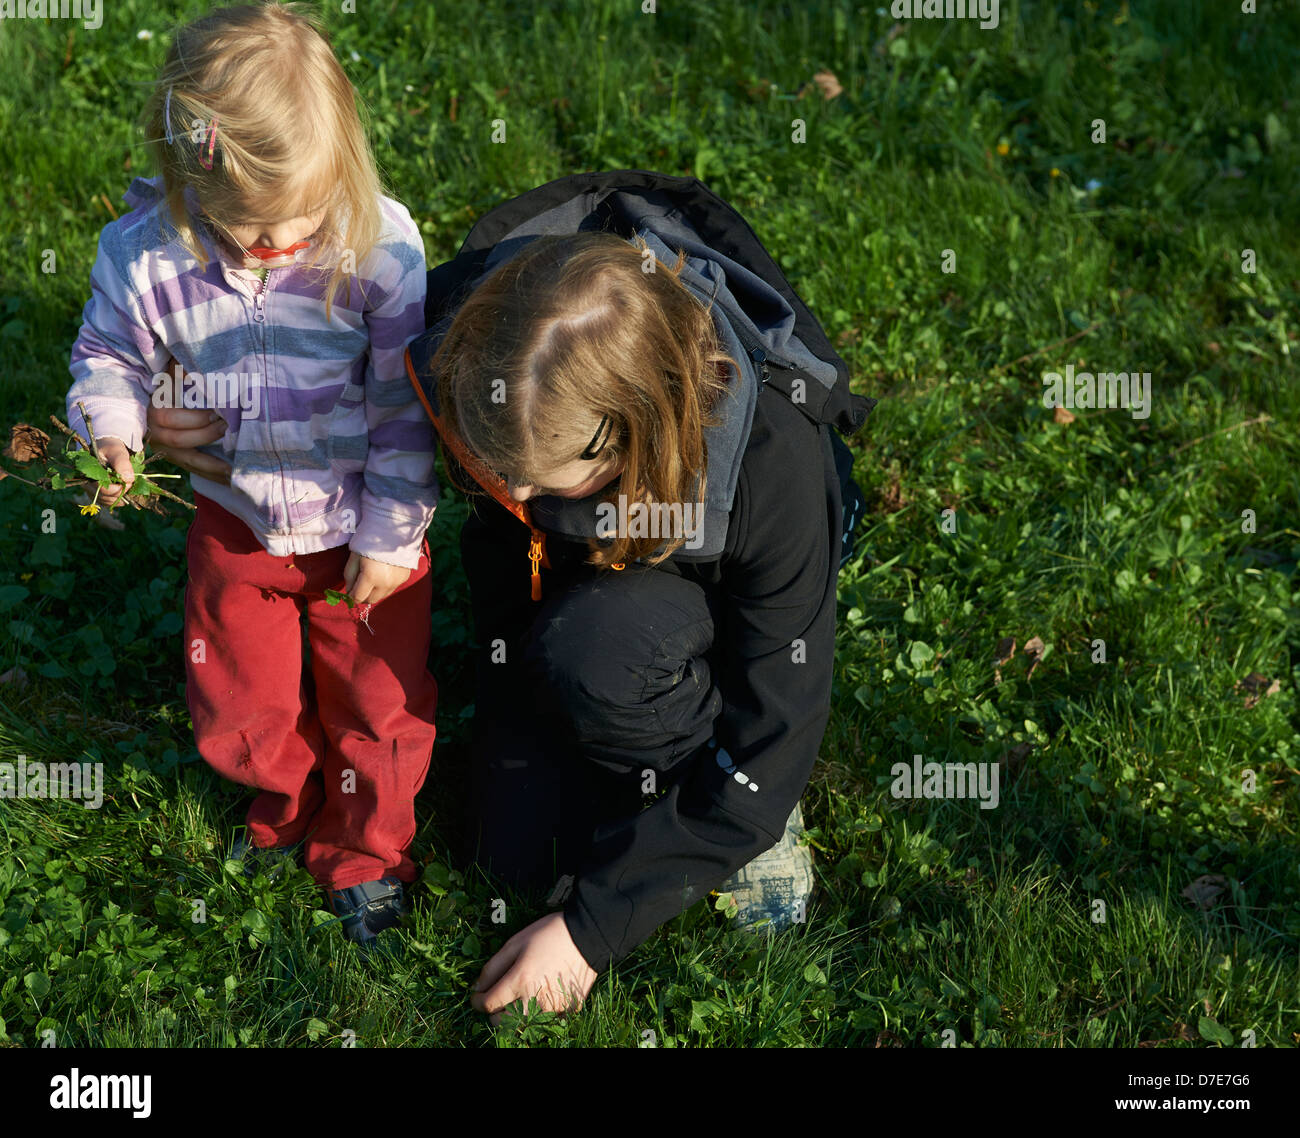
top-left (408, 180), bottom-right (840, 561)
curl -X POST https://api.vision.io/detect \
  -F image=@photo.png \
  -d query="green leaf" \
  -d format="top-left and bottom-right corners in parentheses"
top-left (73, 449), bottom-right (114, 485)
top-left (802, 963), bottom-right (827, 985)
top-left (0, 586), bottom-right (29, 613)
top-left (305, 1017), bottom-right (329, 1042)
top-left (23, 972), bottom-right (51, 1000)
top-left (689, 997), bottom-right (726, 1031)
top-left (324, 588), bottom-right (355, 608)
top-left (241, 909), bottom-right (271, 941)
top-left (422, 861), bottom-right (451, 896)
top-left (909, 640), bottom-right (935, 669)
top-left (1197, 1016), bottom-right (1233, 1046)
top-left (1264, 112), bottom-right (1289, 150)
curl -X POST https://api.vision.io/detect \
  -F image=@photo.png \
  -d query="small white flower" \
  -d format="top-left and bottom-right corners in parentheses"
top-left (1085, 178), bottom-right (1103, 193)
top-left (404, 84), bottom-right (414, 92)
top-left (137, 29), bottom-right (153, 40)
top-left (350, 50), bottom-right (361, 62)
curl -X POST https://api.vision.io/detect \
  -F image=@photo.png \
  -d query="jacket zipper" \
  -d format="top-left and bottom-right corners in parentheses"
top-left (402, 346), bottom-right (550, 600)
top-left (248, 268), bottom-right (289, 527)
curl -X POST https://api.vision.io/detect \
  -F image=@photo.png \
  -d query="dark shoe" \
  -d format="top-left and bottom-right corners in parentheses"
top-left (327, 877), bottom-right (407, 947)
top-left (228, 833), bottom-right (301, 880)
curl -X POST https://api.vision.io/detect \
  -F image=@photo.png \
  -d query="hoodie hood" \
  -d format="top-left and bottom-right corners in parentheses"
top-left (407, 178), bottom-right (844, 562)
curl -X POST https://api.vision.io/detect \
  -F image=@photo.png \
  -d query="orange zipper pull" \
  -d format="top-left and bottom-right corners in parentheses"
top-left (528, 533), bottom-right (543, 601)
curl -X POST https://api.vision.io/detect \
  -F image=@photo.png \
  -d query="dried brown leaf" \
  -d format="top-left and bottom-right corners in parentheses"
top-left (1023, 635), bottom-right (1046, 680)
top-left (812, 70), bottom-right (843, 99)
top-left (1235, 672), bottom-right (1280, 709)
top-left (5, 424), bottom-right (50, 464)
top-left (1181, 874), bottom-right (1227, 911)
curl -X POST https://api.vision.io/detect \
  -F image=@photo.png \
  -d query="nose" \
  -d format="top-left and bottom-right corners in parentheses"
top-left (259, 225), bottom-right (304, 251)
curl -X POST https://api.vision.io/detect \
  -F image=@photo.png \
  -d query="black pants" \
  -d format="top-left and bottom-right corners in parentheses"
top-left (466, 559), bottom-right (722, 893)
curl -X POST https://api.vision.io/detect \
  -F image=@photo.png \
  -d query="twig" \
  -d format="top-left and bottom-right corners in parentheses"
top-left (991, 322), bottom-right (1103, 374)
top-left (1160, 413), bottom-right (1272, 463)
top-left (48, 414), bottom-right (83, 443)
top-left (76, 401), bottom-right (98, 456)
top-left (140, 481), bottom-right (195, 509)
top-left (0, 468), bottom-right (45, 489)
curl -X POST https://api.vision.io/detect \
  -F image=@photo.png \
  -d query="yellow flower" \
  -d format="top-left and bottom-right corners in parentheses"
top-left (996, 142), bottom-right (1010, 156)
top-left (1050, 167), bottom-right (1061, 178)
top-left (80, 503), bottom-right (101, 517)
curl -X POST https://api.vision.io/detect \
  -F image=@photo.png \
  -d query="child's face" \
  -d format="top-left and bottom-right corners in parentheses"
top-left (506, 455), bottom-right (624, 503)
top-left (213, 208), bottom-right (327, 266)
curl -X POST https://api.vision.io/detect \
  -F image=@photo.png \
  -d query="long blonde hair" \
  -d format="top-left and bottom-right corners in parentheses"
top-left (141, 2), bottom-right (384, 318)
top-left (433, 233), bottom-right (739, 567)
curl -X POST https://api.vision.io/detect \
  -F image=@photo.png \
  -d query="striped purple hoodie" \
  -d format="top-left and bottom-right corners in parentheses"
top-left (66, 177), bottom-right (436, 569)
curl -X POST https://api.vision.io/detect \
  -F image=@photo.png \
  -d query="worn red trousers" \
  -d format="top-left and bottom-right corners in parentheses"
top-left (183, 496), bottom-right (437, 891)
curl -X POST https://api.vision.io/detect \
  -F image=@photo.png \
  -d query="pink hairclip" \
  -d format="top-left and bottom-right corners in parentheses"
top-left (199, 116), bottom-right (219, 170)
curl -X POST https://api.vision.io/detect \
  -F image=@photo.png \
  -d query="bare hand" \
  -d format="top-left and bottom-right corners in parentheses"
top-left (95, 438), bottom-right (135, 507)
top-left (343, 552), bottom-right (412, 606)
top-left (470, 912), bottom-right (598, 1026)
top-left (146, 404), bottom-right (231, 483)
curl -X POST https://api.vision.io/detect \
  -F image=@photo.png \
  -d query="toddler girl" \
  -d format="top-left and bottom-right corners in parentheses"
top-left (65, 2), bottom-right (438, 946)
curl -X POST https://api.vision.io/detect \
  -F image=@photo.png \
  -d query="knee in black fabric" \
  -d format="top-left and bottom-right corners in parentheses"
top-left (522, 567), bottom-right (721, 772)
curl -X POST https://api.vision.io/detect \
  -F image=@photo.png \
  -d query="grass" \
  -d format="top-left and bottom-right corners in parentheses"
top-left (0, 0), bottom-right (1297, 1047)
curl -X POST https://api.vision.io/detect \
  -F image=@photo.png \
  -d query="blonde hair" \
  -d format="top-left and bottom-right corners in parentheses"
top-left (433, 233), bottom-right (739, 567)
top-left (141, 2), bottom-right (383, 318)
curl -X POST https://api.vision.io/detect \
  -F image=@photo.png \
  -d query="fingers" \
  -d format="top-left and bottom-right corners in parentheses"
top-left (147, 404), bottom-right (225, 433)
top-left (150, 443), bottom-right (232, 483)
top-left (97, 443), bottom-right (134, 506)
top-left (470, 939), bottom-right (524, 1014)
top-left (347, 559), bottom-right (411, 606)
top-left (342, 552), bottom-right (361, 594)
top-left (146, 415), bottom-right (228, 450)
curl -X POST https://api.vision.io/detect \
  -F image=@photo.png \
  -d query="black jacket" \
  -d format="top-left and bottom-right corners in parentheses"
top-left (404, 171), bottom-right (873, 970)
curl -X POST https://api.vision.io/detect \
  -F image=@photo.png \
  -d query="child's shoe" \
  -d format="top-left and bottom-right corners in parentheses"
top-left (228, 833), bottom-right (301, 880)
top-left (327, 876), bottom-right (406, 948)
top-left (717, 802), bottom-right (814, 932)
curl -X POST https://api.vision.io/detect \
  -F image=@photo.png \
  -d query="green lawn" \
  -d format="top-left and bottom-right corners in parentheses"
top-left (0, 0), bottom-right (1297, 1047)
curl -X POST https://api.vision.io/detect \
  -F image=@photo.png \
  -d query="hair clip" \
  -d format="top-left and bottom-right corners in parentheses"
top-left (163, 86), bottom-right (175, 144)
top-left (199, 116), bottom-right (219, 170)
top-left (580, 414), bottom-right (612, 460)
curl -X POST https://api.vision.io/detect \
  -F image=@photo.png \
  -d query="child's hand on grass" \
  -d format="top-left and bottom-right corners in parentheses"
top-left (343, 552), bottom-right (411, 606)
top-left (94, 438), bottom-right (135, 506)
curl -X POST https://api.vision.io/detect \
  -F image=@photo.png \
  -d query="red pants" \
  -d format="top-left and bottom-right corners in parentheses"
top-left (184, 496), bottom-right (437, 890)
